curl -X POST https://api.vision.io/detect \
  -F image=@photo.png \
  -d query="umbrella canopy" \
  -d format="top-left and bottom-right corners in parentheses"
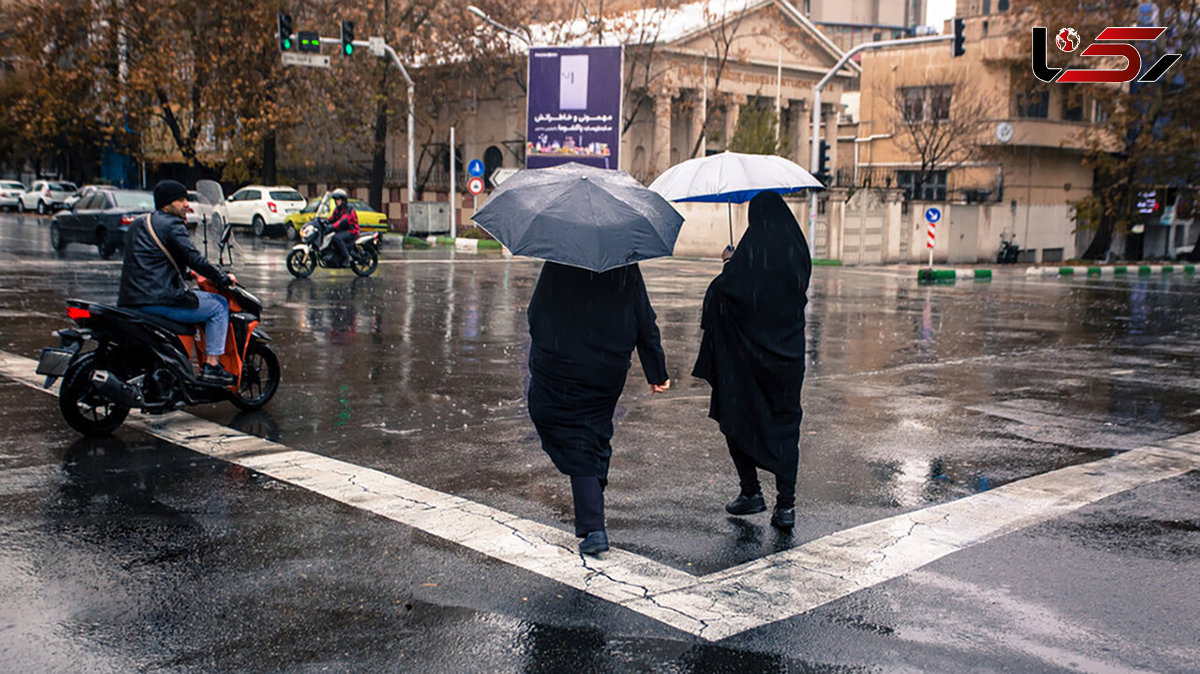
top-left (471, 163), bottom-right (684, 273)
top-left (648, 151), bottom-right (823, 204)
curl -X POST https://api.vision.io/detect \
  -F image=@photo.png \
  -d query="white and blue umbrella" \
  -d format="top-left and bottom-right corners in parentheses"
top-left (648, 151), bottom-right (823, 245)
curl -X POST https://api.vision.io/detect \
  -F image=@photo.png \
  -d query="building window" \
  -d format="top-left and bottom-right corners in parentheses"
top-left (896, 170), bottom-right (947, 201)
top-left (901, 86), bottom-right (952, 122)
top-left (1016, 90), bottom-right (1050, 118)
top-left (1062, 94), bottom-right (1085, 122)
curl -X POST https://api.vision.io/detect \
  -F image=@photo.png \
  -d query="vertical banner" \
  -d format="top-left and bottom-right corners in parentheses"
top-left (526, 46), bottom-right (623, 170)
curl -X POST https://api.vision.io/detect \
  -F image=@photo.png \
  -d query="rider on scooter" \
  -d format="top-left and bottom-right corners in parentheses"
top-left (327, 188), bottom-right (359, 268)
top-left (117, 180), bottom-right (239, 386)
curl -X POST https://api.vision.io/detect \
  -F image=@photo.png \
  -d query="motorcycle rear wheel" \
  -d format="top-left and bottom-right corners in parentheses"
top-left (231, 342), bottom-right (280, 411)
top-left (351, 248), bottom-right (379, 277)
top-left (286, 249), bottom-right (316, 278)
top-left (59, 352), bottom-right (130, 437)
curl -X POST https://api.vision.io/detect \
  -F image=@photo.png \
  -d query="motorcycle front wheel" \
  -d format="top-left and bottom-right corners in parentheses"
top-left (286, 248), bottom-right (316, 278)
top-left (231, 342), bottom-right (280, 411)
top-left (59, 352), bottom-right (130, 437)
top-left (351, 248), bottom-right (379, 277)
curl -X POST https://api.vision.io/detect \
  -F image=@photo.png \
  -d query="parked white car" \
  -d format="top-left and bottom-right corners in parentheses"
top-left (63, 184), bottom-right (105, 210)
top-left (0, 180), bottom-right (27, 210)
top-left (186, 189), bottom-right (222, 228)
top-left (216, 184), bottom-right (307, 237)
top-left (19, 180), bottom-right (77, 214)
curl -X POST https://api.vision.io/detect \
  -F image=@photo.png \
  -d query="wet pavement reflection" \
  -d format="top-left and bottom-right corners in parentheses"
top-left (2, 212), bottom-right (1199, 575)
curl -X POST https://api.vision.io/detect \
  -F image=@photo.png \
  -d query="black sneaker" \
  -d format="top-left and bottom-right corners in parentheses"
top-left (579, 530), bottom-right (609, 556)
top-left (200, 363), bottom-right (236, 386)
top-left (771, 507), bottom-right (796, 529)
top-left (725, 492), bottom-right (767, 515)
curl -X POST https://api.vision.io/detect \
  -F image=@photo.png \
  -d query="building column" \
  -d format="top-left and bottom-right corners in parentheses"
top-left (723, 94), bottom-right (746, 149)
top-left (653, 93), bottom-right (673, 176)
top-left (792, 99), bottom-right (809, 168)
top-left (690, 89), bottom-right (707, 158)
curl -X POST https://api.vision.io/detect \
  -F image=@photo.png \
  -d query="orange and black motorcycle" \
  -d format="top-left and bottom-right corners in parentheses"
top-left (36, 276), bottom-right (280, 436)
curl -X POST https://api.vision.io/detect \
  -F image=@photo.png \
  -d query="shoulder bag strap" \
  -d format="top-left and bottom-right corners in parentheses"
top-left (144, 214), bottom-right (185, 279)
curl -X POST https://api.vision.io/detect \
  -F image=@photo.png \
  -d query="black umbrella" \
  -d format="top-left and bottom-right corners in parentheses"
top-left (471, 163), bottom-right (684, 273)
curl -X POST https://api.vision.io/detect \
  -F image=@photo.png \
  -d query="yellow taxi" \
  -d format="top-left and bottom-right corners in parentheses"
top-left (285, 192), bottom-right (389, 241)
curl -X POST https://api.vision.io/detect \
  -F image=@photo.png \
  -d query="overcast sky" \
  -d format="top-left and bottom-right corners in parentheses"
top-left (926, 0), bottom-right (955, 31)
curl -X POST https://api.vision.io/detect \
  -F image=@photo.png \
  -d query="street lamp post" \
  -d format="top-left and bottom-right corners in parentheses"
top-left (467, 5), bottom-right (533, 46)
top-left (808, 34), bottom-right (951, 255)
top-left (320, 35), bottom-right (417, 227)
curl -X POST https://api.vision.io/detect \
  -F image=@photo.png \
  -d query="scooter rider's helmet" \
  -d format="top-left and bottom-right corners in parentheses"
top-left (330, 188), bottom-right (348, 203)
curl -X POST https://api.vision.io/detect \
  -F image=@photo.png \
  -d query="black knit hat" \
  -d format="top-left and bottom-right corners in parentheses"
top-left (153, 180), bottom-right (188, 210)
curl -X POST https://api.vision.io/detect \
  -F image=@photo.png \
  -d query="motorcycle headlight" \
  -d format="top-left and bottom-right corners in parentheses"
top-left (300, 224), bottom-right (315, 240)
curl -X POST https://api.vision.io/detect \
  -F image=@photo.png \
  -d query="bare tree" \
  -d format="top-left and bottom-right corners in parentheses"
top-left (882, 68), bottom-right (995, 199)
top-left (686, 1), bottom-right (755, 158)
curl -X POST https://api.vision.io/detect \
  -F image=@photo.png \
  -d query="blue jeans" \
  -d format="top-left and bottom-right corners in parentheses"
top-left (141, 291), bottom-right (229, 356)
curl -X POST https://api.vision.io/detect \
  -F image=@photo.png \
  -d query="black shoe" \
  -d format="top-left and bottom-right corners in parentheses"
top-left (771, 507), bottom-right (796, 529)
top-left (200, 363), bottom-right (236, 386)
top-left (579, 531), bottom-right (609, 556)
top-left (725, 492), bottom-right (767, 516)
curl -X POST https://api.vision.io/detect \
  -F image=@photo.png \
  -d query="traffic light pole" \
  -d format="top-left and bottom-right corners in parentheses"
top-left (807, 33), bottom-right (950, 254)
top-left (319, 36), bottom-right (416, 225)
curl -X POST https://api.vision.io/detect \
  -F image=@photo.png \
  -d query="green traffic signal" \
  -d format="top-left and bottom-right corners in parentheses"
top-left (341, 20), bottom-right (355, 57)
top-left (277, 12), bottom-right (293, 52)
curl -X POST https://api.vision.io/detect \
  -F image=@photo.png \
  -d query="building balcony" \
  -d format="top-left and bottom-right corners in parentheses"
top-left (980, 119), bottom-right (1116, 152)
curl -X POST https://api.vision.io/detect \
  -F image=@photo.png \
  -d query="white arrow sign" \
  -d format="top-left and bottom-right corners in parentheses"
top-left (490, 168), bottom-right (518, 187)
top-left (282, 52), bottom-right (331, 68)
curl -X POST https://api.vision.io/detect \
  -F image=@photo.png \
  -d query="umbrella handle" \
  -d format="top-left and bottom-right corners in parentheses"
top-left (727, 200), bottom-right (733, 246)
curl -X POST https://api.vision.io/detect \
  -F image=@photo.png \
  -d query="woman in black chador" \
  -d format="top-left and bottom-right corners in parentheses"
top-left (693, 191), bottom-right (811, 529)
top-left (527, 262), bottom-right (670, 555)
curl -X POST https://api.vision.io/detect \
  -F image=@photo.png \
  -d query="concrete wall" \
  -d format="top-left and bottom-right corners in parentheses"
top-left (901, 201), bottom-right (1076, 264)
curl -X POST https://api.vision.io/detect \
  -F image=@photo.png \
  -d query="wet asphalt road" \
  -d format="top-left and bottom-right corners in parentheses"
top-left (0, 211), bottom-right (1197, 672)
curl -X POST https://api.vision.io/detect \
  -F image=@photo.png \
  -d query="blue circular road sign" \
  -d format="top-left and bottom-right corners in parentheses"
top-left (925, 207), bottom-right (942, 223)
top-left (468, 160), bottom-right (485, 178)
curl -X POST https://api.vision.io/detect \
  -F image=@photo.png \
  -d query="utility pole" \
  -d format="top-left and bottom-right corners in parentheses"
top-left (316, 35), bottom-right (417, 225)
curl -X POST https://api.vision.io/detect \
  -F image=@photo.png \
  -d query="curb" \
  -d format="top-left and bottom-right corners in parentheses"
top-left (426, 235), bottom-right (504, 252)
top-left (1025, 264), bottom-right (1196, 276)
top-left (812, 259), bottom-right (842, 266)
top-left (917, 268), bottom-right (993, 282)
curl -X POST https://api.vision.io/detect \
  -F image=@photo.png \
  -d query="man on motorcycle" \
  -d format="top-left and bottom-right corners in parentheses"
top-left (327, 188), bottom-right (359, 268)
top-left (117, 180), bottom-right (239, 386)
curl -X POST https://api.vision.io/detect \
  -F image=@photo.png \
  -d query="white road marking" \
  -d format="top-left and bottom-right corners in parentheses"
top-left (2, 350), bottom-right (1197, 641)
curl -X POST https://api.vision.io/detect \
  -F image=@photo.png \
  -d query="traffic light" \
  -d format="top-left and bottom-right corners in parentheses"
top-left (341, 20), bottom-right (355, 56)
top-left (817, 140), bottom-right (830, 182)
top-left (297, 30), bottom-right (320, 53)
top-left (278, 13), bottom-right (293, 51)
top-left (952, 18), bottom-right (965, 57)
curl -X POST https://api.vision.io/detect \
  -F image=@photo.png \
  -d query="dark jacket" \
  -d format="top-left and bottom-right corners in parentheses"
top-left (117, 210), bottom-right (229, 308)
